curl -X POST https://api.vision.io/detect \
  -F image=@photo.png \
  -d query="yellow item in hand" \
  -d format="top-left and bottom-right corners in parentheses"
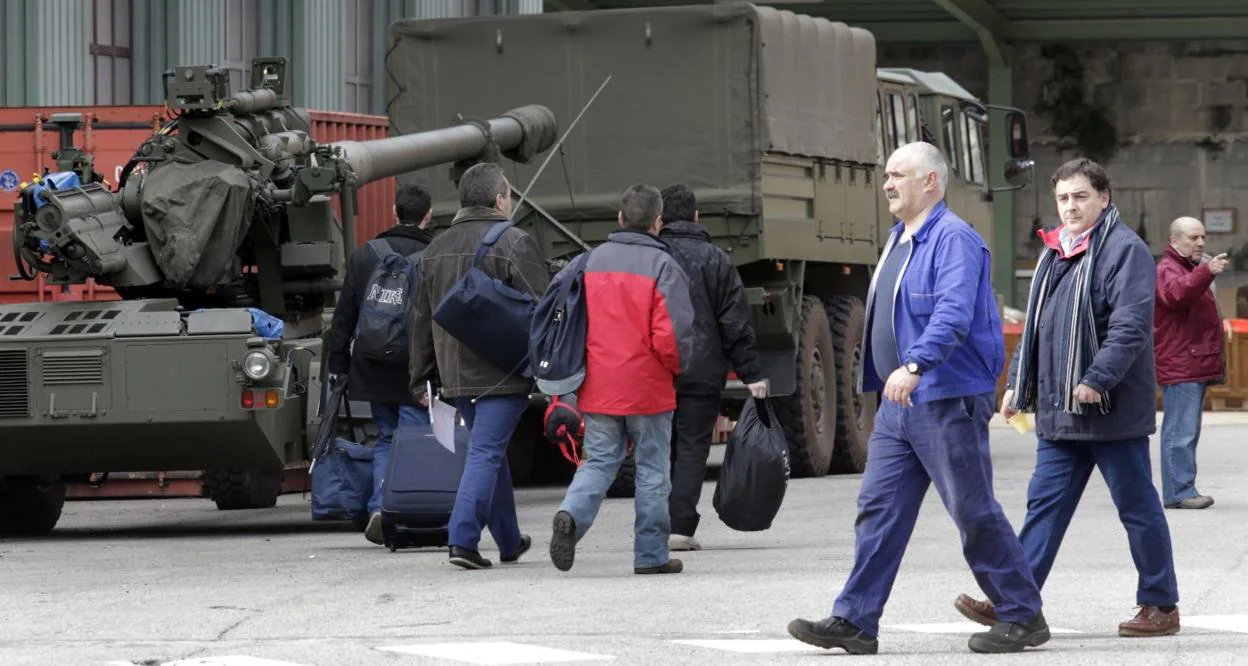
top-left (1007, 412), bottom-right (1033, 434)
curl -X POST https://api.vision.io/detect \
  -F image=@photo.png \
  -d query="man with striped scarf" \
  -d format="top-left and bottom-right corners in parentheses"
top-left (953, 158), bottom-right (1181, 638)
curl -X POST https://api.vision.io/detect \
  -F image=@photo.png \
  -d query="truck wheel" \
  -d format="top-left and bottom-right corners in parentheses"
top-left (774, 296), bottom-right (838, 478)
top-left (0, 476), bottom-right (66, 536)
top-left (826, 296), bottom-right (875, 474)
top-left (507, 409), bottom-right (541, 487)
top-left (201, 469), bottom-right (282, 510)
top-left (606, 451), bottom-right (635, 498)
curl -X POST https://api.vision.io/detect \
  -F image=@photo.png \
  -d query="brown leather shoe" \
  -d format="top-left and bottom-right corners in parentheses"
top-left (1118, 606), bottom-right (1180, 637)
top-left (954, 594), bottom-right (998, 626)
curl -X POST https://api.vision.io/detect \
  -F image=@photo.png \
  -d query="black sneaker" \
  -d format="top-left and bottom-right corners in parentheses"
top-left (448, 546), bottom-right (492, 570)
top-left (550, 511), bottom-right (577, 572)
top-left (634, 559), bottom-right (683, 574)
top-left (501, 535), bottom-right (532, 564)
top-left (968, 612), bottom-right (1051, 653)
top-left (787, 616), bottom-right (878, 655)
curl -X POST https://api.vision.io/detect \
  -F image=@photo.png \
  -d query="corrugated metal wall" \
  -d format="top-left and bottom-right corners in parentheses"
top-left (0, 0), bottom-right (91, 106)
top-left (2, 0), bottom-right (539, 112)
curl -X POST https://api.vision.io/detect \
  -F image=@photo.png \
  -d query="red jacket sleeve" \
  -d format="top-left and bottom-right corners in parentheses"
top-left (1156, 260), bottom-right (1214, 312)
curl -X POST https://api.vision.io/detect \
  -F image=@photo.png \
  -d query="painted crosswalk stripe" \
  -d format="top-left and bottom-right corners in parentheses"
top-left (377, 642), bottom-right (614, 664)
top-left (1180, 615), bottom-right (1248, 634)
top-left (885, 621), bottom-right (1082, 634)
top-left (672, 639), bottom-right (823, 654)
top-left (105, 658), bottom-right (313, 666)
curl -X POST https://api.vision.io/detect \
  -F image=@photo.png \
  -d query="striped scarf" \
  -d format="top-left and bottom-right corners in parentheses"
top-left (1009, 204), bottom-right (1120, 416)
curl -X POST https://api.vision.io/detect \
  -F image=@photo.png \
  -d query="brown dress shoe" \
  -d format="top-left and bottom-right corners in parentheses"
top-left (954, 594), bottom-right (998, 626)
top-left (1118, 605), bottom-right (1180, 637)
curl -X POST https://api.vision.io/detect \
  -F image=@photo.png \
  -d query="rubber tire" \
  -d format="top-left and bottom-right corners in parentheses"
top-left (201, 469), bottom-right (282, 510)
top-left (825, 296), bottom-right (875, 474)
top-left (0, 476), bottom-right (66, 536)
top-left (507, 409), bottom-right (542, 487)
top-left (774, 296), bottom-right (838, 478)
top-left (606, 451), bottom-right (636, 498)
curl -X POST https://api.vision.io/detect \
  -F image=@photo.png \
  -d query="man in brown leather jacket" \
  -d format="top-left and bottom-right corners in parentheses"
top-left (409, 162), bottom-right (551, 570)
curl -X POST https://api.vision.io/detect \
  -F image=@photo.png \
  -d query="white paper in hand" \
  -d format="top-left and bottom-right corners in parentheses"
top-left (431, 397), bottom-right (458, 454)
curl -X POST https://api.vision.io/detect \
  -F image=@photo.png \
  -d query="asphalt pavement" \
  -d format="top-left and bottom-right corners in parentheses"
top-left (1, 414), bottom-right (1246, 666)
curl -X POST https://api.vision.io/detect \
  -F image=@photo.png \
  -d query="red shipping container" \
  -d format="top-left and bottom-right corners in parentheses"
top-left (0, 105), bottom-right (395, 304)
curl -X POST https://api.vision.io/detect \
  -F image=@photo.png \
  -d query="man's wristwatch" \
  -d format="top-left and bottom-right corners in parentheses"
top-left (904, 361), bottom-right (922, 376)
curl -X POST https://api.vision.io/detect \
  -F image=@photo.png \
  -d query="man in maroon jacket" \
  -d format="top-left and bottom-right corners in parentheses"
top-left (548, 184), bottom-right (696, 575)
top-left (1154, 216), bottom-right (1228, 510)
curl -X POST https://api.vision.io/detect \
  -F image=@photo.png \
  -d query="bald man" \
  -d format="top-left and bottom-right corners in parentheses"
top-left (787, 142), bottom-right (1048, 656)
top-left (1154, 216), bottom-right (1227, 510)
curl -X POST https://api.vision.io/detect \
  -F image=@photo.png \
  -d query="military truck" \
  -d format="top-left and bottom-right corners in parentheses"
top-left (0, 57), bottom-right (560, 535)
top-left (386, 2), bottom-right (1033, 483)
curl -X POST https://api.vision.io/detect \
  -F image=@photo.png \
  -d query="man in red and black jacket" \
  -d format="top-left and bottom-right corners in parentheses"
top-left (548, 184), bottom-right (696, 575)
top-left (1154, 216), bottom-right (1228, 510)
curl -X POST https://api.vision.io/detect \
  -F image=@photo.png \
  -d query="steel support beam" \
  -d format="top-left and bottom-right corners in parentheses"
top-left (932, 1), bottom-right (1017, 305)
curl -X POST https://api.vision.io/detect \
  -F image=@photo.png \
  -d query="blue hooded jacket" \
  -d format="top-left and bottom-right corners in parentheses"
top-left (857, 201), bottom-right (1005, 404)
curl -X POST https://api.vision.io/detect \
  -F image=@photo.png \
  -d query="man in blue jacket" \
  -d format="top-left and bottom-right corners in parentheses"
top-left (787, 142), bottom-right (1048, 655)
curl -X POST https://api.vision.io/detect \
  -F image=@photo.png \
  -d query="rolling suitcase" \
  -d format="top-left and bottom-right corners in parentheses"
top-left (378, 415), bottom-right (470, 552)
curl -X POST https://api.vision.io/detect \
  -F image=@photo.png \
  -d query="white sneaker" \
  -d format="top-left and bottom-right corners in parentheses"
top-left (669, 534), bottom-right (701, 551)
top-left (364, 512), bottom-right (384, 545)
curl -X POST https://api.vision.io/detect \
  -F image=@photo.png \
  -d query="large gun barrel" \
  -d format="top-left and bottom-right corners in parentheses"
top-left (328, 104), bottom-right (558, 186)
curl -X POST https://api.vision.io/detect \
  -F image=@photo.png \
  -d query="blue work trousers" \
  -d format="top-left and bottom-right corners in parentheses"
top-left (1159, 382), bottom-right (1206, 506)
top-left (832, 393), bottom-right (1042, 636)
top-left (448, 394), bottom-right (529, 558)
top-left (1016, 436), bottom-right (1179, 606)
top-left (367, 402), bottom-right (430, 515)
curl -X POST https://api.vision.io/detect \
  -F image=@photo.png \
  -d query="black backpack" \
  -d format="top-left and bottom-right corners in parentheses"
top-left (433, 221), bottom-right (537, 375)
top-left (529, 251), bottom-right (591, 396)
top-left (353, 239), bottom-right (422, 362)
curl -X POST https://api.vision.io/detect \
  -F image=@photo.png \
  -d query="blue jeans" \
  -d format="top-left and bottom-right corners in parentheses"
top-left (832, 394), bottom-right (1042, 637)
top-left (1159, 382), bottom-right (1206, 506)
top-left (368, 402), bottom-right (430, 514)
top-left (559, 411), bottom-right (673, 569)
top-left (1017, 437), bottom-right (1179, 606)
top-left (448, 394), bottom-right (529, 558)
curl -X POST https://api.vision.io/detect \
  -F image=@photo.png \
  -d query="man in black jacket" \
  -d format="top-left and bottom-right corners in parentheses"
top-left (326, 183), bottom-right (434, 545)
top-left (658, 183), bottom-right (767, 551)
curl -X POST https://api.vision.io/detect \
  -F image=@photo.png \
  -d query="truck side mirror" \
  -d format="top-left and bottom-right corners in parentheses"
top-left (987, 107), bottom-right (1033, 192)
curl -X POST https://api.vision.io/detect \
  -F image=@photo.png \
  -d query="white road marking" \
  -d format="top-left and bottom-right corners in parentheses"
top-left (104, 659), bottom-right (313, 666)
top-left (711, 629), bottom-right (762, 634)
top-left (1180, 615), bottom-right (1248, 634)
top-left (377, 642), bottom-right (615, 664)
top-left (672, 639), bottom-right (823, 654)
top-left (885, 621), bottom-right (1082, 634)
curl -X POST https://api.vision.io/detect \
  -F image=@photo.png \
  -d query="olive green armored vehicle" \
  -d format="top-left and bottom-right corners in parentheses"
top-left (0, 57), bottom-right (559, 535)
top-left (386, 2), bottom-right (1033, 484)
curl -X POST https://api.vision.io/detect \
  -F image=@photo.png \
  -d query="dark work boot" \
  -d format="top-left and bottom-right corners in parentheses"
top-left (634, 559), bottom-right (683, 574)
top-left (448, 546), bottom-right (492, 570)
top-left (550, 511), bottom-right (577, 572)
top-left (787, 616), bottom-right (879, 655)
top-left (501, 534), bottom-right (532, 564)
top-left (968, 612), bottom-right (1051, 653)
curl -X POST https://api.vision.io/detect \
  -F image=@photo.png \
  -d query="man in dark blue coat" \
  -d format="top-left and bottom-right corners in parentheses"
top-left (954, 158), bottom-right (1181, 638)
top-left (787, 142), bottom-right (1048, 656)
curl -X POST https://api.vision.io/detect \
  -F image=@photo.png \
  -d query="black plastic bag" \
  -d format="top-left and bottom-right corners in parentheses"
top-left (712, 396), bottom-right (790, 531)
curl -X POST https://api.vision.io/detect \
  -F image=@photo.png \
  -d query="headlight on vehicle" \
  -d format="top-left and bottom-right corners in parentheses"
top-left (243, 349), bottom-right (276, 380)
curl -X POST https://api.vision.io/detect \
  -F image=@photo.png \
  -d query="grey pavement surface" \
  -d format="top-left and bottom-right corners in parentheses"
top-left (1, 416), bottom-right (1246, 666)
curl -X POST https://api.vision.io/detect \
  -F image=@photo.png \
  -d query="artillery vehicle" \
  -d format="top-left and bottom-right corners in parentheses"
top-left (386, 2), bottom-right (1034, 484)
top-left (0, 56), bottom-right (558, 535)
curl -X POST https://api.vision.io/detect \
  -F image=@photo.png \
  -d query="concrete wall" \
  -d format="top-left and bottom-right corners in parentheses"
top-left (881, 40), bottom-right (1248, 302)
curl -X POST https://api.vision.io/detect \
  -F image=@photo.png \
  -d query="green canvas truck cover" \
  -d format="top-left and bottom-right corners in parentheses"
top-left (386, 2), bottom-right (877, 222)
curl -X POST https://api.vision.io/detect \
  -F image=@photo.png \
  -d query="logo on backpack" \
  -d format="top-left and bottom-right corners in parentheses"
top-left (354, 239), bottom-right (422, 362)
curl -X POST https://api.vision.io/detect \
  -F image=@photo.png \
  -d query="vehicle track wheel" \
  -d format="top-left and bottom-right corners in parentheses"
top-left (773, 296), bottom-right (838, 478)
top-left (825, 295), bottom-right (875, 474)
